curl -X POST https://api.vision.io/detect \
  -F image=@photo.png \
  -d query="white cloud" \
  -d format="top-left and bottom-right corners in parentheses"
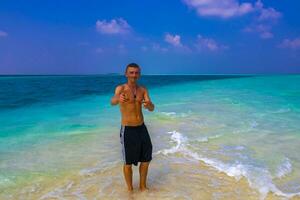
top-left (195, 35), bottom-right (228, 51)
top-left (243, 0), bottom-right (281, 39)
top-left (139, 43), bottom-right (168, 53)
top-left (142, 35), bottom-right (224, 54)
top-left (165, 33), bottom-right (183, 47)
top-left (258, 7), bottom-right (281, 21)
top-left (152, 43), bottom-right (168, 53)
top-left (279, 37), bottom-right (300, 50)
top-left (96, 18), bottom-right (131, 34)
top-left (243, 24), bottom-right (273, 39)
top-left (255, 0), bottom-right (281, 22)
top-left (183, 0), bottom-right (254, 19)
top-left (0, 30), bottom-right (8, 37)
top-left (260, 31), bottom-right (273, 39)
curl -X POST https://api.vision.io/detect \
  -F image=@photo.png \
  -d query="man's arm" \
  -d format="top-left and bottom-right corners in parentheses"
top-left (143, 87), bottom-right (155, 111)
top-left (111, 85), bottom-right (122, 106)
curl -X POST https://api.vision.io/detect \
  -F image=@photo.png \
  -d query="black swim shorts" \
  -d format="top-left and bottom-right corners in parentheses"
top-left (120, 123), bottom-right (152, 166)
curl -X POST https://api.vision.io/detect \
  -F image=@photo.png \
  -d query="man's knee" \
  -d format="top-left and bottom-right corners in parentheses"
top-left (140, 161), bottom-right (150, 166)
top-left (124, 164), bottom-right (132, 169)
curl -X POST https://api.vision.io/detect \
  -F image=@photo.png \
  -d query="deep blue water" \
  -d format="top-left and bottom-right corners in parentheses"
top-left (0, 75), bottom-right (246, 111)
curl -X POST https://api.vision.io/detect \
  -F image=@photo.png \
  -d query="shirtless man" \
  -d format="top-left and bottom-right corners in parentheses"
top-left (110, 63), bottom-right (154, 192)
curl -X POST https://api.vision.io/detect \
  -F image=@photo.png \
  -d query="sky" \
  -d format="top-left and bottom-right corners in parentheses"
top-left (0, 0), bottom-right (300, 74)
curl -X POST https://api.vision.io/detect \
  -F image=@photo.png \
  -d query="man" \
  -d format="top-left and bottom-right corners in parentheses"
top-left (111, 63), bottom-right (154, 192)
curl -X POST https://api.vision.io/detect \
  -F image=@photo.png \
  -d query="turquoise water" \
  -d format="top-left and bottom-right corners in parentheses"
top-left (150, 75), bottom-right (300, 198)
top-left (0, 75), bottom-right (300, 199)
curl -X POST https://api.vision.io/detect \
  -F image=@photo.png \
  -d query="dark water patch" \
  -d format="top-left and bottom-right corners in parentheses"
top-left (0, 75), bottom-right (250, 111)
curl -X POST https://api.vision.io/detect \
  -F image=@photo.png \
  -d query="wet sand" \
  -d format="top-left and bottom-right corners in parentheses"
top-left (5, 153), bottom-right (299, 200)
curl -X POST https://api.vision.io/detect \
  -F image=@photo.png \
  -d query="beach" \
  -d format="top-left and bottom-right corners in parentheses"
top-left (1, 75), bottom-right (300, 199)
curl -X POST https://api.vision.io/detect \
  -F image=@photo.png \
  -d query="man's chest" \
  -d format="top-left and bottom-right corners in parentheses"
top-left (123, 88), bottom-right (144, 102)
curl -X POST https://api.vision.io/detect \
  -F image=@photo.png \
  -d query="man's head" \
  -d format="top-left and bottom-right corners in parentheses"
top-left (125, 63), bottom-right (141, 82)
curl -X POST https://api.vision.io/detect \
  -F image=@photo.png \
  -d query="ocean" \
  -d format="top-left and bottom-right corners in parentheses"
top-left (0, 75), bottom-right (299, 199)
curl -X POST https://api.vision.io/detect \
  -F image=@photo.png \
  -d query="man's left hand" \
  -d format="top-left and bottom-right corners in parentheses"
top-left (142, 100), bottom-right (153, 109)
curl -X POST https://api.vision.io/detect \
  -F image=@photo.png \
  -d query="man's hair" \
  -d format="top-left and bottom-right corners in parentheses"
top-left (125, 63), bottom-right (141, 72)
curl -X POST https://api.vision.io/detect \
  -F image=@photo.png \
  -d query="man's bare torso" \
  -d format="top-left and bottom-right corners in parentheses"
top-left (119, 84), bottom-right (146, 126)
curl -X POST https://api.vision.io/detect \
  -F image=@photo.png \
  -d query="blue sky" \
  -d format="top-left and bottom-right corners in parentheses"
top-left (0, 0), bottom-right (300, 74)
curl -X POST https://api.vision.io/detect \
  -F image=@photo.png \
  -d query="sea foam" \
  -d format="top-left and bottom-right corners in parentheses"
top-left (275, 157), bottom-right (293, 179)
top-left (155, 130), bottom-right (300, 199)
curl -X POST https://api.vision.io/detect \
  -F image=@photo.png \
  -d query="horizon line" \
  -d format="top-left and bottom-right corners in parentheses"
top-left (0, 73), bottom-right (299, 76)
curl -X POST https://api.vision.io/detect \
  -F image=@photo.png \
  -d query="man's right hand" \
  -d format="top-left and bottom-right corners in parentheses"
top-left (111, 85), bottom-right (129, 105)
top-left (119, 92), bottom-right (129, 103)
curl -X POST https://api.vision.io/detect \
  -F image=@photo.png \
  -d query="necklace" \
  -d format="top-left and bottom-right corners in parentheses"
top-left (127, 84), bottom-right (137, 99)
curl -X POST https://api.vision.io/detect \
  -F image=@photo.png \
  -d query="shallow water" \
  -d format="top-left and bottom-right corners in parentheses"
top-left (1, 75), bottom-right (300, 199)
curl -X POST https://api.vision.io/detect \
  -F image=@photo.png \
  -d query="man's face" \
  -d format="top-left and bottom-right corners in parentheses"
top-left (125, 67), bottom-right (141, 82)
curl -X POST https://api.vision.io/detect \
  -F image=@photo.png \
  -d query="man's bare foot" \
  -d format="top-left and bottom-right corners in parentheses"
top-left (127, 187), bottom-right (134, 193)
top-left (139, 187), bottom-right (149, 192)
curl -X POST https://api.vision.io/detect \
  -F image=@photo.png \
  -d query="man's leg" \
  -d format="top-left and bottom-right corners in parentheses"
top-left (139, 161), bottom-right (150, 191)
top-left (123, 164), bottom-right (133, 191)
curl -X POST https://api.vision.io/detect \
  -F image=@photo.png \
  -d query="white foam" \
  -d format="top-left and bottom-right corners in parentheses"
top-left (250, 120), bottom-right (259, 128)
top-left (39, 181), bottom-right (74, 200)
top-left (271, 108), bottom-right (291, 114)
top-left (160, 112), bottom-right (177, 116)
top-left (79, 161), bottom-right (119, 176)
top-left (155, 130), bottom-right (300, 199)
top-left (155, 131), bottom-right (187, 155)
top-left (185, 149), bottom-right (300, 199)
top-left (159, 111), bottom-right (189, 118)
top-left (234, 145), bottom-right (246, 151)
top-left (275, 158), bottom-right (293, 179)
top-left (197, 134), bottom-right (221, 142)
